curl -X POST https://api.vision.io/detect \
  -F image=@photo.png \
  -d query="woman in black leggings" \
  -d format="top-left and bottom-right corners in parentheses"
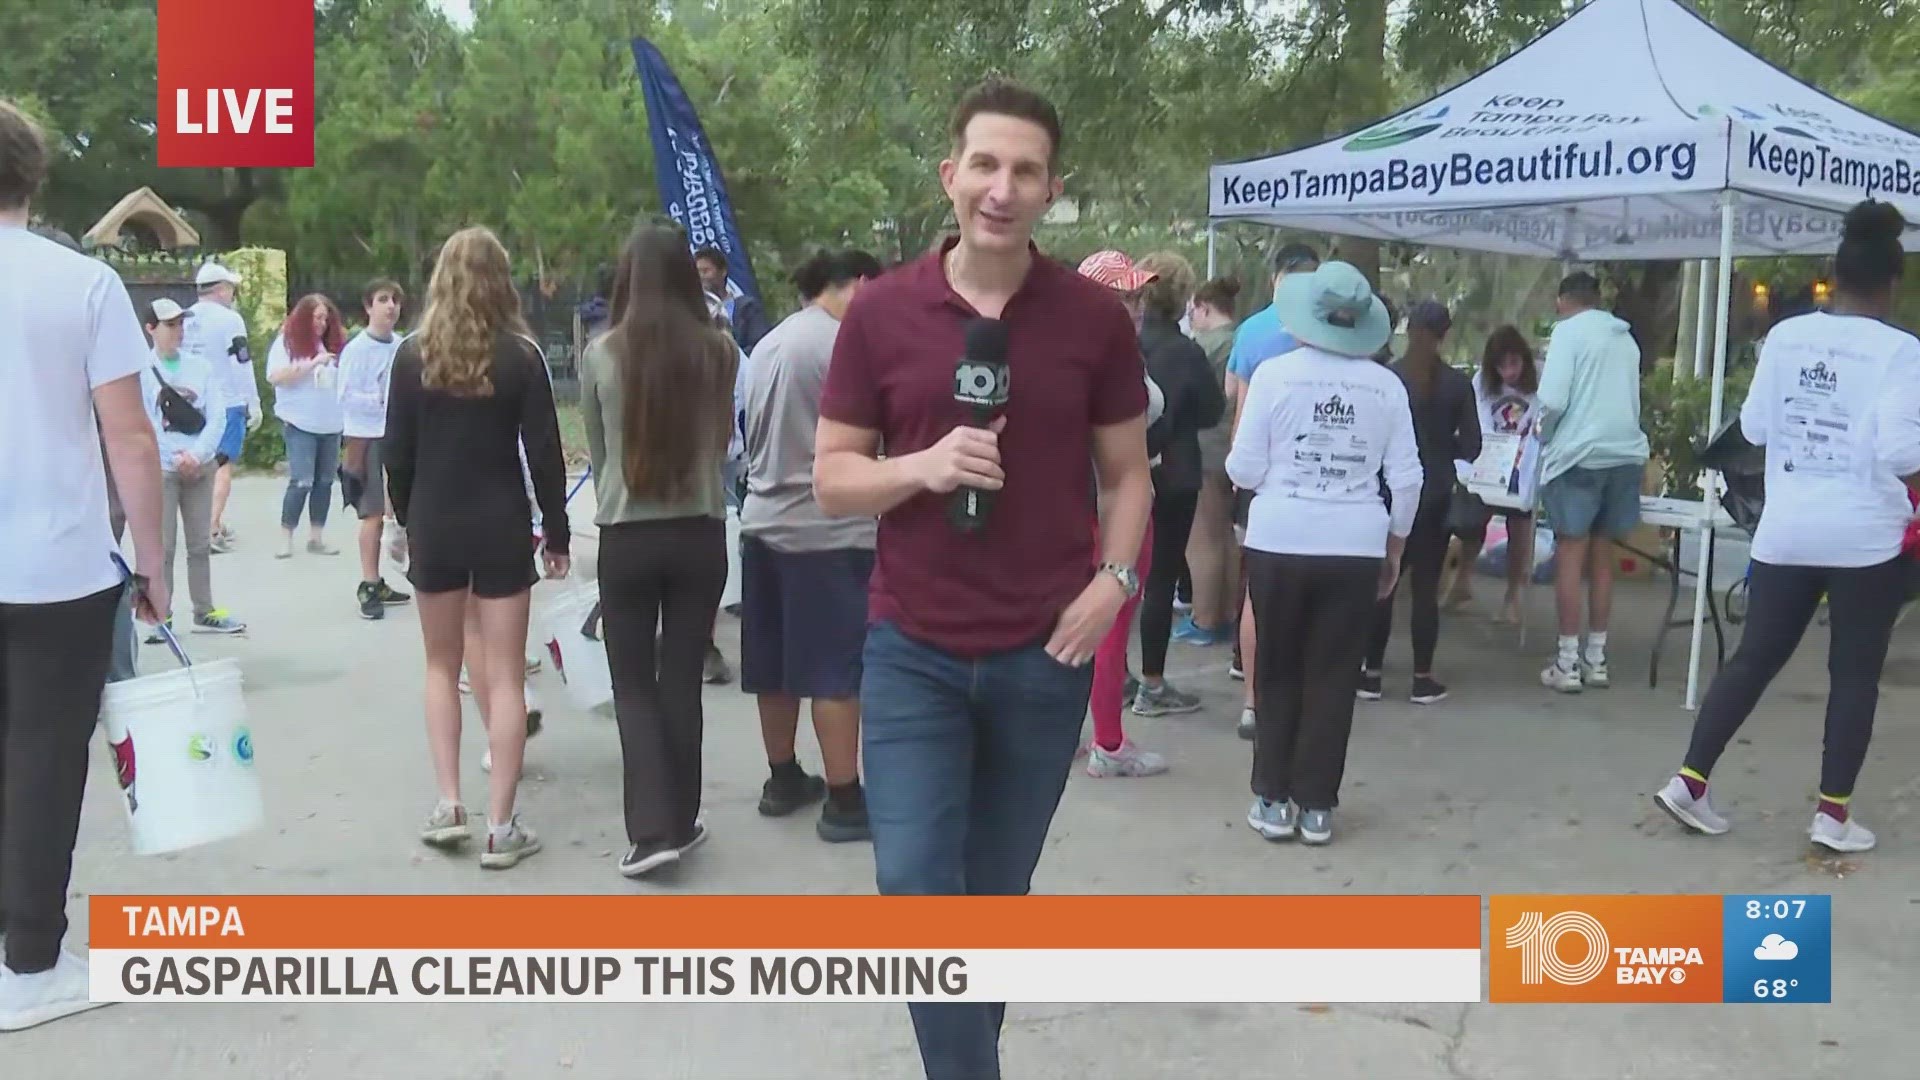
top-left (1131, 252), bottom-right (1226, 716)
top-left (581, 224), bottom-right (738, 878)
top-left (1363, 300), bottom-right (1480, 705)
top-left (1656, 200), bottom-right (1920, 855)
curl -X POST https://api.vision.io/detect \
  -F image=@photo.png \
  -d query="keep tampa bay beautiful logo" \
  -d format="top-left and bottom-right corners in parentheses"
top-left (1490, 895), bottom-right (1723, 1003)
top-left (157, 0), bottom-right (314, 168)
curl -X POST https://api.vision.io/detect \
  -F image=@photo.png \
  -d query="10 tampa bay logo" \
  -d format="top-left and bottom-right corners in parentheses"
top-left (1344, 105), bottom-right (1450, 152)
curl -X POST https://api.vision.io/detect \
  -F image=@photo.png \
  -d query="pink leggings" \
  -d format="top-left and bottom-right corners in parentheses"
top-left (1090, 518), bottom-right (1154, 752)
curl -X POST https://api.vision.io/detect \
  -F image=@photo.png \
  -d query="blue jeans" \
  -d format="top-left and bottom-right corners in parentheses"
top-left (860, 619), bottom-right (1094, 1080)
top-left (281, 423), bottom-right (340, 531)
top-left (1540, 463), bottom-right (1642, 541)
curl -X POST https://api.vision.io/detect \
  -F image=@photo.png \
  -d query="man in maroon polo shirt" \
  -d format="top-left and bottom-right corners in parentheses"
top-left (813, 79), bottom-right (1152, 1080)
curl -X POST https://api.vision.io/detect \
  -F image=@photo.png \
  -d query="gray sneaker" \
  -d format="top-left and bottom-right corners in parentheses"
top-left (191, 609), bottom-right (247, 635)
top-left (1298, 808), bottom-right (1334, 845)
top-left (480, 815), bottom-right (542, 869)
top-left (1131, 680), bottom-right (1202, 717)
top-left (1247, 798), bottom-right (1297, 840)
top-left (1654, 775), bottom-right (1729, 835)
top-left (420, 801), bottom-right (470, 848)
top-left (1810, 811), bottom-right (1874, 853)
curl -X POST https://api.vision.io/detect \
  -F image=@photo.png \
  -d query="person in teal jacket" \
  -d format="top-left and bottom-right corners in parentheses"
top-left (1534, 272), bottom-right (1650, 695)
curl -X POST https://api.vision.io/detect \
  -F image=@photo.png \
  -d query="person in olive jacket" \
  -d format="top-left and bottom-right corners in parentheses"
top-left (1132, 251), bottom-right (1227, 716)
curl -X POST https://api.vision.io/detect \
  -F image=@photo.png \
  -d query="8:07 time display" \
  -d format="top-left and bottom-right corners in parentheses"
top-left (1746, 898), bottom-right (1807, 920)
top-left (1721, 895), bottom-right (1831, 1003)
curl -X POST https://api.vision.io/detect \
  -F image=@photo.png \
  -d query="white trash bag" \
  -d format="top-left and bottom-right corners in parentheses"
top-left (97, 627), bottom-right (264, 856)
top-left (721, 507), bottom-right (743, 611)
top-left (544, 584), bottom-right (613, 713)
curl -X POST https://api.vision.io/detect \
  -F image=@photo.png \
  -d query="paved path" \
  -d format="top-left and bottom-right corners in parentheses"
top-left (13, 477), bottom-right (1919, 1077)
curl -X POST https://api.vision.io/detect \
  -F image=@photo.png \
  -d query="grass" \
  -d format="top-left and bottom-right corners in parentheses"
top-left (556, 403), bottom-right (590, 470)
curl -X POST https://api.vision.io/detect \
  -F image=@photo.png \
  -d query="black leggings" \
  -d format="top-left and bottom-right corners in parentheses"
top-left (1684, 555), bottom-right (1909, 800)
top-left (1367, 493), bottom-right (1452, 673)
top-left (2, 585), bottom-right (120, 974)
top-left (599, 516), bottom-right (728, 849)
top-left (1246, 551), bottom-right (1379, 810)
top-left (1139, 491), bottom-right (1199, 678)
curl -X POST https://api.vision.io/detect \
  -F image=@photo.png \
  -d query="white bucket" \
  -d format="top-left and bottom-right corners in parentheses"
top-left (721, 508), bottom-right (743, 610)
top-left (545, 585), bottom-right (613, 713)
top-left (97, 657), bottom-right (264, 856)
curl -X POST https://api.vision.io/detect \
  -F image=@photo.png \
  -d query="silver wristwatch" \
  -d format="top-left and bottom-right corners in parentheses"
top-left (1097, 561), bottom-right (1141, 599)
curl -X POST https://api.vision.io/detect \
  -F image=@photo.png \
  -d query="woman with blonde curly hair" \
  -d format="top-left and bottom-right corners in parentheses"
top-left (385, 226), bottom-right (571, 869)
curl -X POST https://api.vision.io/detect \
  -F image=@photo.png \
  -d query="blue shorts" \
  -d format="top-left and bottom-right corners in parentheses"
top-left (1540, 464), bottom-right (1642, 541)
top-left (739, 535), bottom-right (874, 698)
top-left (215, 405), bottom-right (247, 463)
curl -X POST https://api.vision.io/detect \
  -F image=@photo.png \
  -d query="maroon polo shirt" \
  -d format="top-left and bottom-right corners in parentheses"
top-left (819, 238), bottom-right (1147, 657)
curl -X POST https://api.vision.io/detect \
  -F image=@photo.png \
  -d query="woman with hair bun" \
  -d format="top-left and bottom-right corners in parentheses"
top-left (1656, 199), bottom-right (1920, 854)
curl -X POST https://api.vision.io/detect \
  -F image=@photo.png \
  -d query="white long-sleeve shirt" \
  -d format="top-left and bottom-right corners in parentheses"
top-left (1226, 345), bottom-right (1423, 558)
top-left (140, 349), bottom-right (228, 470)
top-left (1741, 311), bottom-right (1920, 567)
top-left (336, 329), bottom-right (403, 438)
top-left (183, 299), bottom-right (258, 412)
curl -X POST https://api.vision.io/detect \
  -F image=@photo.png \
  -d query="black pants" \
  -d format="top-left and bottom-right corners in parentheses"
top-left (1684, 555), bottom-right (1909, 799)
top-left (599, 517), bottom-right (728, 849)
top-left (1367, 492), bottom-right (1452, 673)
top-left (1, 585), bottom-right (121, 974)
top-left (1139, 491), bottom-right (1199, 677)
top-left (1246, 551), bottom-right (1379, 810)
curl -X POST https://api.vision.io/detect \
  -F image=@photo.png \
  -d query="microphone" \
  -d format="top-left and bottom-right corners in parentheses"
top-left (948, 318), bottom-right (1010, 533)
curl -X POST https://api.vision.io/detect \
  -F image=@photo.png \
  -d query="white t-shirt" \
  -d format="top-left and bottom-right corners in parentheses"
top-left (336, 329), bottom-right (403, 438)
top-left (1741, 311), bottom-right (1920, 567)
top-left (0, 225), bottom-right (151, 603)
top-left (183, 298), bottom-right (257, 411)
top-left (1456, 378), bottom-right (1539, 484)
top-left (1226, 345), bottom-right (1423, 558)
top-left (267, 333), bottom-right (345, 434)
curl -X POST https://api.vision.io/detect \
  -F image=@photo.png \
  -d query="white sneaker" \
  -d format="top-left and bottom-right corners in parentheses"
top-left (1581, 656), bottom-right (1611, 688)
top-left (0, 949), bottom-right (111, 1031)
top-left (1085, 740), bottom-right (1169, 778)
top-left (1541, 660), bottom-right (1583, 693)
top-left (1810, 811), bottom-right (1875, 853)
top-left (1654, 775), bottom-right (1729, 835)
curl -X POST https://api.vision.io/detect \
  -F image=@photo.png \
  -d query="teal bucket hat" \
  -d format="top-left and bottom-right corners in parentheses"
top-left (1273, 261), bottom-right (1391, 358)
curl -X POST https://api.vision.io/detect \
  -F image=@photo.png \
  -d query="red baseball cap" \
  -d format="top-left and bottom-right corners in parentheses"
top-left (1077, 250), bottom-right (1158, 292)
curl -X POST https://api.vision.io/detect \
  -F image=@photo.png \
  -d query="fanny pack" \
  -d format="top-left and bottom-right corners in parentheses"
top-left (151, 366), bottom-right (207, 436)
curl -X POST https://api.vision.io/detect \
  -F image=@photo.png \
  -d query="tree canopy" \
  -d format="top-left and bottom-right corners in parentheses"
top-left (5, 0), bottom-right (1915, 321)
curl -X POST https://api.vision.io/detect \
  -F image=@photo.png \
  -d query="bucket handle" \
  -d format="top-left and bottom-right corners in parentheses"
top-left (111, 554), bottom-right (202, 697)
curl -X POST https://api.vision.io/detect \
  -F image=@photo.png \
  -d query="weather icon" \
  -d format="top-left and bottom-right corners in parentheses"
top-left (1754, 934), bottom-right (1800, 961)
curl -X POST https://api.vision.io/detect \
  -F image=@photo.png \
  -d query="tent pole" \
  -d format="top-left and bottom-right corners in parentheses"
top-left (1692, 257), bottom-right (1713, 381)
top-left (1206, 222), bottom-right (1218, 279)
top-left (1686, 194), bottom-right (1738, 712)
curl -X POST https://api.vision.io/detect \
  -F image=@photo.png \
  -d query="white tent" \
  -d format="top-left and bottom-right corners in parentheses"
top-left (1211, 0), bottom-right (1920, 259)
top-left (1208, 0), bottom-right (1920, 709)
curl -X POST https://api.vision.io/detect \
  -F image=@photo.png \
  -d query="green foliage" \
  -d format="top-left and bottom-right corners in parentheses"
top-left (10, 0), bottom-right (1920, 321)
top-left (1640, 359), bottom-right (1755, 497)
